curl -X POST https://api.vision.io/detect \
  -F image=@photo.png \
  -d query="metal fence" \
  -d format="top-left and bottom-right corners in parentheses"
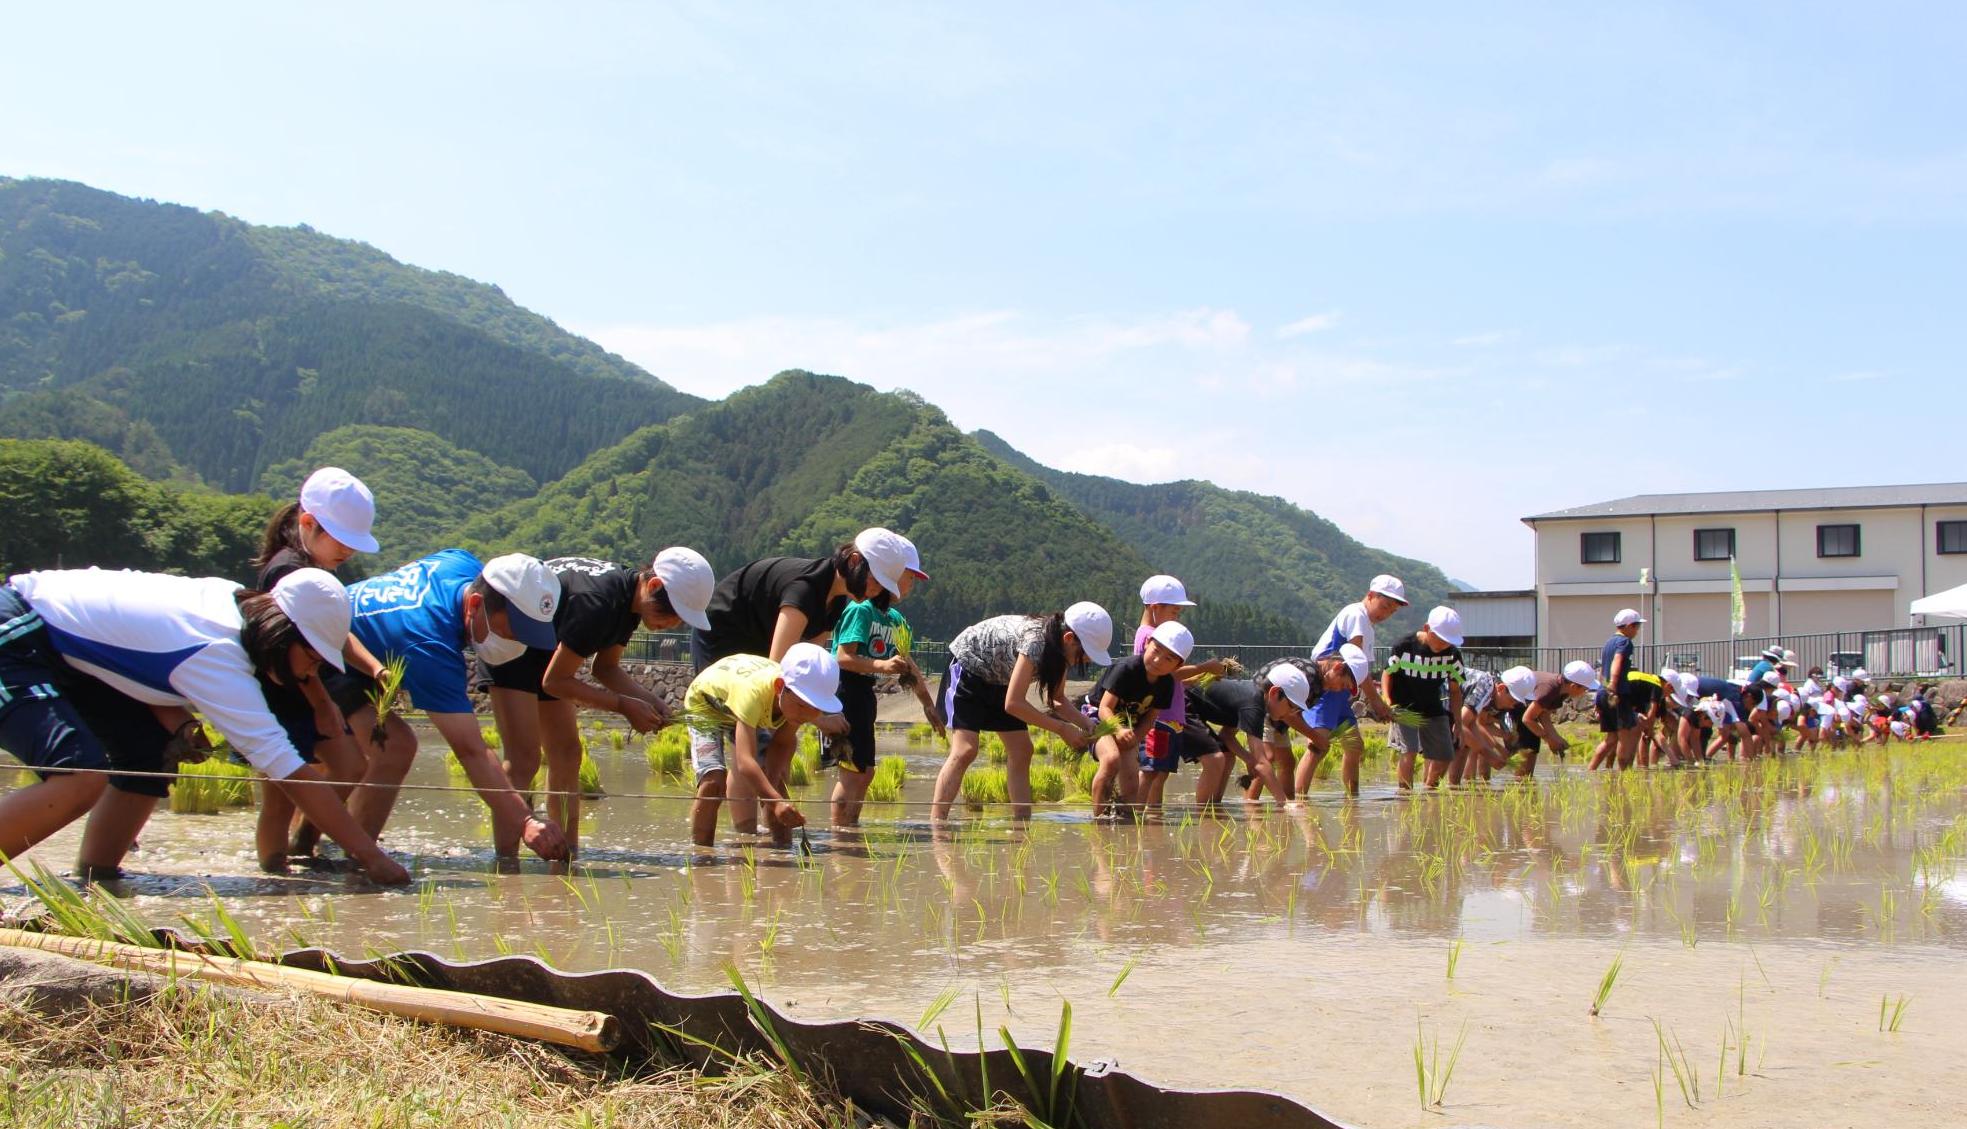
top-left (628, 622), bottom-right (1966, 682)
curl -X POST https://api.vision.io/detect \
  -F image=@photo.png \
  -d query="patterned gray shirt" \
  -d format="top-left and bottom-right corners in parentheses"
top-left (949, 615), bottom-right (1049, 684)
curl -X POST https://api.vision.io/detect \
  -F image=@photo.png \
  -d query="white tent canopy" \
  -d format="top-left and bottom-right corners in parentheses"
top-left (1910, 582), bottom-right (1967, 620)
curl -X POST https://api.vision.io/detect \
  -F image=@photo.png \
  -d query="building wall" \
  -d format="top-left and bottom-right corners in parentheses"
top-left (1531, 499), bottom-right (1967, 647)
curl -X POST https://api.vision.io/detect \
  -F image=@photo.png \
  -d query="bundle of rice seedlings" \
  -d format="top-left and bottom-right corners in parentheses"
top-left (906, 721), bottom-right (939, 744)
top-left (169, 759), bottom-right (256, 814)
top-left (479, 724), bottom-right (503, 750)
top-left (1029, 763), bottom-right (1068, 803)
top-left (608, 729), bottom-right (628, 751)
top-left (788, 743), bottom-right (816, 787)
top-left (644, 726), bottom-right (689, 776)
top-left (961, 766), bottom-right (1010, 808)
top-left (1387, 705), bottom-right (1429, 730)
top-left (981, 731), bottom-right (1008, 764)
top-left (579, 750), bottom-right (604, 798)
top-left (1033, 730), bottom-right (1074, 762)
top-left (866, 755), bottom-right (908, 802)
top-left (365, 656), bottom-right (410, 746)
top-left (1075, 758), bottom-right (1098, 796)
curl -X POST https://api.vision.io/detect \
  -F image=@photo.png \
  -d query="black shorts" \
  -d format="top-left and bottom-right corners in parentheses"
top-left (472, 646), bottom-right (558, 701)
top-left (1177, 723), bottom-right (1220, 763)
top-left (937, 661), bottom-right (1024, 733)
top-left (829, 673), bottom-right (878, 771)
top-left (257, 681), bottom-right (344, 764)
top-left (1507, 705), bottom-right (1541, 752)
top-left (1596, 692), bottom-right (1640, 732)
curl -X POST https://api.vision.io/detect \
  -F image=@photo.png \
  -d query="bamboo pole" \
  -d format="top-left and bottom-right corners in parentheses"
top-left (0, 929), bottom-right (620, 1053)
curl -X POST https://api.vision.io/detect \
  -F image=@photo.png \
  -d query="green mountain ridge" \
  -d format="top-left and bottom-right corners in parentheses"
top-left (0, 177), bottom-right (700, 490)
top-left (971, 429), bottom-right (1458, 636)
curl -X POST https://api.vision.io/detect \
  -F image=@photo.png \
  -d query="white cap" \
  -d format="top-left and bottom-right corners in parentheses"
top-left (1659, 663), bottom-right (1678, 679)
top-left (1064, 601), bottom-right (1114, 667)
top-left (853, 527), bottom-right (918, 599)
top-left (651, 547), bottom-right (715, 632)
top-left (1852, 668), bottom-right (1870, 682)
top-left (1880, 693), bottom-right (1895, 707)
top-left (1426, 606), bottom-right (1465, 647)
top-left (1760, 670), bottom-right (1782, 687)
top-left (480, 554), bottom-right (561, 650)
top-left (899, 537), bottom-right (928, 579)
top-left (1613, 608), bottom-right (1646, 627)
top-left (1777, 700), bottom-right (1794, 721)
top-left (1499, 665), bottom-right (1538, 705)
top-left (1673, 673), bottom-right (1700, 705)
top-left (1265, 663), bottom-right (1312, 710)
top-left (1149, 620), bottom-right (1195, 661)
top-left (1368, 574), bottom-right (1408, 604)
top-left (1853, 693), bottom-right (1870, 708)
top-left (778, 641), bottom-right (843, 713)
top-left (269, 568), bottom-right (351, 671)
top-left (1781, 649), bottom-right (1799, 667)
top-left (1338, 642), bottom-right (1371, 687)
top-left (1139, 574), bottom-right (1196, 607)
top-left (298, 467), bottom-right (379, 554)
top-left (1562, 659), bottom-right (1601, 691)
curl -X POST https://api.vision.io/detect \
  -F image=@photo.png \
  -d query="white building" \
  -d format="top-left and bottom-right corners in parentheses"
top-left (1523, 483), bottom-right (1967, 649)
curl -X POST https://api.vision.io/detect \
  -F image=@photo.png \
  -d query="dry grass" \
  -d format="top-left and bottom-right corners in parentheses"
top-left (0, 982), bottom-right (850, 1129)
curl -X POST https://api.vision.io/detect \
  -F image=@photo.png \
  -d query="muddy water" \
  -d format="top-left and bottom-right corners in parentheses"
top-left (8, 730), bottom-right (1967, 1129)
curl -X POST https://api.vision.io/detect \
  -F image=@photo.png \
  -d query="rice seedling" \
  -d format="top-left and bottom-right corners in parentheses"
top-left (1412, 1014), bottom-right (1469, 1110)
top-left (905, 721), bottom-right (940, 744)
top-left (365, 655), bottom-right (410, 745)
top-left (1108, 951), bottom-right (1139, 997)
top-left (1446, 938), bottom-right (1465, 982)
top-left (1029, 763), bottom-right (1067, 803)
top-left (919, 983), bottom-right (961, 1030)
top-left (866, 755), bottom-right (908, 802)
top-left (961, 766), bottom-right (1010, 808)
top-left (997, 1000), bottom-right (1079, 1129)
top-left (788, 746), bottom-right (813, 788)
top-left (169, 758), bottom-right (256, 813)
top-left (479, 723), bottom-right (502, 749)
top-left (7, 858), bottom-right (159, 947)
top-left (607, 728), bottom-right (627, 751)
top-left (643, 725), bottom-right (688, 776)
top-left (1651, 1018), bottom-right (1700, 1109)
top-left (1589, 951), bottom-right (1625, 1016)
top-left (578, 749), bottom-right (603, 798)
top-left (1878, 992), bottom-right (1911, 1033)
top-left (980, 730), bottom-right (1008, 764)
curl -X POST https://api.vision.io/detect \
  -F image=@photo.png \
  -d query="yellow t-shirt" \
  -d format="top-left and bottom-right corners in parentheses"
top-left (685, 654), bottom-right (783, 732)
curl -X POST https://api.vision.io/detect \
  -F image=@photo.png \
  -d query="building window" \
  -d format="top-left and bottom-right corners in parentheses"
top-left (1817, 523), bottom-right (1861, 558)
top-left (1693, 528), bottom-right (1735, 561)
top-left (1581, 531), bottom-right (1621, 564)
top-left (1940, 521), bottom-right (1967, 555)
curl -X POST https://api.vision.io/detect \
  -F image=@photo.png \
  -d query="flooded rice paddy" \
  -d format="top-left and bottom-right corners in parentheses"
top-left (9, 728), bottom-right (1967, 1128)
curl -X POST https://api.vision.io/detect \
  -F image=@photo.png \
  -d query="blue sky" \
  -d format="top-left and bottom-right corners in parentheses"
top-left (6, 3), bottom-right (1963, 587)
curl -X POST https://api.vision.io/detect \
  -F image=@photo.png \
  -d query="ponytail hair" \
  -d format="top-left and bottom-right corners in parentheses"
top-left (255, 502), bottom-right (306, 569)
top-left (233, 589), bottom-right (307, 681)
top-left (1035, 612), bottom-right (1070, 699)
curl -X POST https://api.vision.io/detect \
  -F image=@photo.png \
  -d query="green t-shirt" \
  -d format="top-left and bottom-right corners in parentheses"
top-left (832, 600), bottom-right (910, 676)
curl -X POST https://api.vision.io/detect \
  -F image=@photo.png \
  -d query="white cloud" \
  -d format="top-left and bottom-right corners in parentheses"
top-left (1276, 311), bottom-right (1341, 339)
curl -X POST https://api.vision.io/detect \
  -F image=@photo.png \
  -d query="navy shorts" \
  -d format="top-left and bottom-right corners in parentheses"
top-left (1596, 692), bottom-right (1640, 732)
top-left (0, 587), bottom-right (176, 796)
top-left (938, 662), bottom-right (1025, 734)
top-left (829, 673), bottom-right (879, 772)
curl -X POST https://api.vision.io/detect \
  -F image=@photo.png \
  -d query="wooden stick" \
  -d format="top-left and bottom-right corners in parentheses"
top-left (0, 928), bottom-right (620, 1053)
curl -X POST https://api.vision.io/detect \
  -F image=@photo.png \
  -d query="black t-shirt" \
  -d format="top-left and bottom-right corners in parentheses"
top-left (1189, 678), bottom-right (1268, 738)
top-left (1383, 632), bottom-right (1465, 718)
top-left (696, 556), bottom-right (845, 662)
top-left (1082, 654), bottom-right (1174, 721)
top-left (256, 546), bottom-right (311, 592)
top-left (546, 558), bottom-right (641, 658)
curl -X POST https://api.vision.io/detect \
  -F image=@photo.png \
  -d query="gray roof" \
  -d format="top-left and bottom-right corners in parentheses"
top-left (1526, 482), bottom-right (1967, 522)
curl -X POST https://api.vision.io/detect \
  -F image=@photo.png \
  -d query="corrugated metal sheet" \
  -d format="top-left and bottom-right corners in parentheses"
top-left (1451, 591), bottom-right (1536, 636)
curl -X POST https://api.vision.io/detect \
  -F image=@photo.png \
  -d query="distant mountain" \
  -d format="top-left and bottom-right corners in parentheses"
top-left (460, 371), bottom-right (1170, 639)
top-left (972, 430), bottom-right (1458, 637)
top-left (0, 177), bottom-right (700, 491)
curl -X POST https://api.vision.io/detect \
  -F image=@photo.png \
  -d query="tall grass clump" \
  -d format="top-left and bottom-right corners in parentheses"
top-left (962, 766), bottom-right (1010, 807)
top-left (644, 726), bottom-right (688, 777)
top-left (866, 756), bottom-right (908, 802)
top-left (169, 759), bottom-right (256, 814)
top-left (906, 722), bottom-right (940, 744)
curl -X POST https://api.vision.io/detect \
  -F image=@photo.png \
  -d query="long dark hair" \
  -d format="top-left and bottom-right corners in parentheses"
top-left (233, 589), bottom-right (307, 682)
top-left (1035, 612), bottom-right (1070, 699)
top-left (255, 502), bottom-right (307, 569)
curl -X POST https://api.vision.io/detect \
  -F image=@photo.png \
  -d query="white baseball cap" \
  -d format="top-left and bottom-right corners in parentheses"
top-left (778, 642), bottom-right (843, 713)
top-left (480, 554), bottom-right (561, 650)
top-left (1265, 663), bottom-right (1312, 711)
top-left (1499, 665), bottom-right (1538, 705)
top-left (1777, 700), bottom-right (1794, 722)
top-left (1368, 574), bottom-right (1409, 605)
top-left (298, 467), bottom-right (379, 554)
top-left (1760, 670), bottom-right (1782, 687)
top-left (1338, 642), bottom-right (1371, 687)
top-left (1426, 606), bottom-right (1465, 647)
top-left (1562, 659), bottom-right (1601, 691)
top-left (899, 537), bottom-right (929, 579)
top-left (1064, 601), bottom-right (1114, 666)
top-left (1149, 620), bottom-right (1195, 661)
top-left (1673, 672), bottom-right (1700, 705)
top-left (1613, 608), bottom-right (1646, 627)
top-left (269, 567), bottom-right (351, 671)
top-left (1852, 668), bottom-right (1870, 682)
top-left (651, 546), bottom-right (715, 632)
top-left (1139, 574), bottom-right (1196, 607)
top-left (853, 527), bottom-right (918, 599)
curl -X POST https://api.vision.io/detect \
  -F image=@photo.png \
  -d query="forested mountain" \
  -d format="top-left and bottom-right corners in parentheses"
top-left (460, 372), bottom-right (1304, 640)
top-left (0, 178), bottom-right (699, 491)
top-left (0, 177), bottom-right (1461, 645)
top-left (973, 431), bottom-right (1458, 636)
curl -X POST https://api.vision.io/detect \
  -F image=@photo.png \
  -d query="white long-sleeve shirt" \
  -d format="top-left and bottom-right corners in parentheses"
top-left (10, 568), bottom-right (306, 779)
